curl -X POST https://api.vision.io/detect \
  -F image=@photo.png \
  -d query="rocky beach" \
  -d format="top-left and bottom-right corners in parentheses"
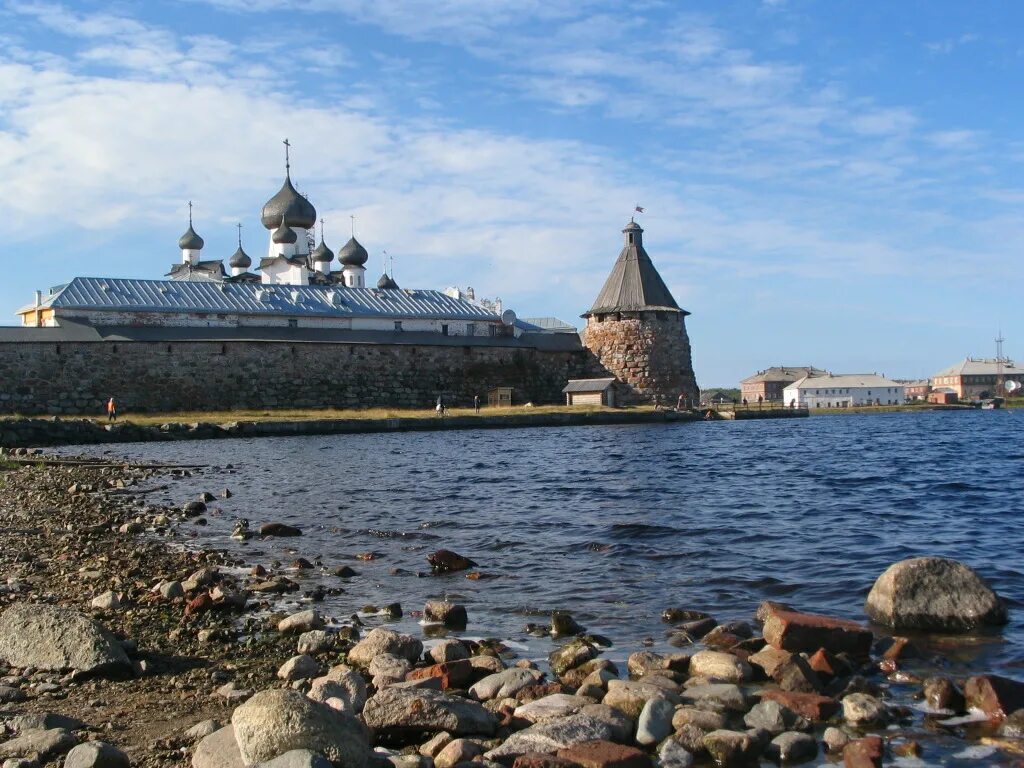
top-left (0, 443), bottom-right (1023, 767)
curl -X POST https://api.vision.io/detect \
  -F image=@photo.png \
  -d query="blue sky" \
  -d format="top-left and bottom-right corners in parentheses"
top-left (0, 0), bottom-right (1021, 386)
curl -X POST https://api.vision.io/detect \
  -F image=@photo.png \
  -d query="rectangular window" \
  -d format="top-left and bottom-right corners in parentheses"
top-left (394, 321), bottom-right (403, 331)
top-left (288, 319), bottom-right (298, 328)
top-left (467, 323), bottom-right (476, 336)
top-left (441, 324), bottom-right (449, 336)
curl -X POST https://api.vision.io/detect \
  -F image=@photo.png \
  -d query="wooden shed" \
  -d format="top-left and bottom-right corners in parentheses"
top-left (563, 378), bottom-right (617, 407)
top-left (487, 387), bottom-right (513, 407)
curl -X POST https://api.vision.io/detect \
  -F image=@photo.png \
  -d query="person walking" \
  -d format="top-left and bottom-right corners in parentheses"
top-left (436, 395), bottom-right (444, 418)
top-left (473, 394), bottom-right (480, 413)
top-left (106, 397), bottom-right (117, 422)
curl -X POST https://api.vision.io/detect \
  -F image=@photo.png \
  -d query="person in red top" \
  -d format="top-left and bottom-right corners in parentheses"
top-left (106, 397), bottom-right (117, 422)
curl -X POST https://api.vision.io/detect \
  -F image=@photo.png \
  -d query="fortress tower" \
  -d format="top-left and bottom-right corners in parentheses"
top-left (581, 220), bottom-right (699, 405)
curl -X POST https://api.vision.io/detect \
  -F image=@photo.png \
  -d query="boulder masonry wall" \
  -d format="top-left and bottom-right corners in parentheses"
top-left (581, 313), bottom-right (699, 405)
top-left (0, 340), bottom-right (590, 416)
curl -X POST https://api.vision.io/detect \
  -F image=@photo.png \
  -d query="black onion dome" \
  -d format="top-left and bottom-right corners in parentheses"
top-left (311, 239), bottom-right (334, 263)
top-left (260, 176), bottom-right (317, 230)
top-left (272, 216), bottom-right (297, 245)
top-left (377, 273), bottom-right (399, 289)
top-left (338, 237), bottom-right (368, 266)
top-left (178, 224), bottom-right (204, 250)
top-left (229, 246), bottom-right (251, 269)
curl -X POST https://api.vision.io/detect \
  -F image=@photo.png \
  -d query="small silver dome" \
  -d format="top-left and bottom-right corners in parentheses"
top-left (338, 237), bottom-right (368, 266)
top-left (272, 217), bottom-right (297, 245)
top-left (229, 246), bottom-right (252, 269)
top-left (178, 224), bottom-right (204, 250)
top-left (311, 239), bottom-right (334, 263)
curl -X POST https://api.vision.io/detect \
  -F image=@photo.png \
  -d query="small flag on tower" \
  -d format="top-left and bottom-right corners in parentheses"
top-left (634, 205), bottom-right (645, 214)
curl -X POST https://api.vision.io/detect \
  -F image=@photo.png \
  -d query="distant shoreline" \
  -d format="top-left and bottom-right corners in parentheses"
top-left (0, 406), bottom-right (700, 449)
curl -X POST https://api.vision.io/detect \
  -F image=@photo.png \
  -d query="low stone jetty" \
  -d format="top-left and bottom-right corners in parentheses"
top-left (0, 410), bottom-right (699, 449)
top-left (0, 457), bottom-right (1020, 767)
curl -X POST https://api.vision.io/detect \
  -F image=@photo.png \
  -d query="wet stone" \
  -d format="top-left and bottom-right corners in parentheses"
top-left (424, 602), bottom-right (468, 630)
top-left (842, 693), bottom-right (888, 727)
top-left (550, 641), bottom-right (597, 677)
top-left (701, 730), bottom-right (759, 768)
top-left (922, 676), bottom-right (965, 713)
top-left (759, 690), bottom-right (840, 721)
top-left (964, 675), bottom-right (1024, 718)
top-left (842, 736), bottom-right (883, 768)
top-left (761, 606), bottom-right (872, 658)
top-left (822, 726), bottom-right (849, 754)
top-left (766, 732), bottom-right (817, 764)
top-left (657, 739), bottom-right (694, 768)
top-left (743, 700), bottom-right (810, 736)
top-left (551, 612), bottom-right (586, 638)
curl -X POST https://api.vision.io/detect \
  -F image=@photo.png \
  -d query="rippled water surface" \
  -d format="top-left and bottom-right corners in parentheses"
top-left (68, 410), bottom-right (1024, 763)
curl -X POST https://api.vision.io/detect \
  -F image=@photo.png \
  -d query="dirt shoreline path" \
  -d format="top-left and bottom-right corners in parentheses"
top-left (0, 457), bottom-right (308, 766)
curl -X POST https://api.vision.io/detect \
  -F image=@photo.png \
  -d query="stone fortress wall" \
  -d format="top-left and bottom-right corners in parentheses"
top-left (0, 339), bottom-right (593, 415)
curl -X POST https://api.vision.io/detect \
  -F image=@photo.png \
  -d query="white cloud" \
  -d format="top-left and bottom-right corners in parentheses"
top-left (925, 32), bottom-right (979, 55)
top-left (926, 129), bottom-right (981, 150)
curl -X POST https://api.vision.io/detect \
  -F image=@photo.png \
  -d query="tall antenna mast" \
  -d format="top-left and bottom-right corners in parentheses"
top-left (996, 330), bottom-right (1006, 391)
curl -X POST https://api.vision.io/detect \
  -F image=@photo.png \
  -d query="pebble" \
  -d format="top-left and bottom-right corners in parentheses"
top-left (277, 654), bottom-right (321, 682)
top-left (89, 592), bottom-right (120, 611)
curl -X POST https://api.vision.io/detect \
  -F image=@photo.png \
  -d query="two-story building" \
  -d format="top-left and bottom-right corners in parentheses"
top-left (931, 358), bottom-right (1024, 401)
top-left (741, 366), bottom-right (825, 402)
top-left (783, 373), bottom-right (906, 408)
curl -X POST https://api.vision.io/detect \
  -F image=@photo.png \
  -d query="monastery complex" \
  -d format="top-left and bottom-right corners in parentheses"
top-left (1, 151), bottom-right (699, 415)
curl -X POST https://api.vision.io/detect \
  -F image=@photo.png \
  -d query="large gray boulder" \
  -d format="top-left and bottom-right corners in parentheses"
top-left (63, 741), bottom-right (130, 768)
top-left (362, 687), bottom-right (497, 736)
top-left (192, 726), bottom-right (242, 768)
top-left (346, 628), bottom-right (422, 667)
top-left (231, 689), bottom-right (370, 767)
top-left (484, 713), bottom-right (617, 760)
top-left (865, 557), bottom-right (1007, 632)
top-left (469, 668), bottom-right (543, 701)
top-left (0, 604), bottom-right (130, 675)
top-left (0, 729), bottom-right (78, 760)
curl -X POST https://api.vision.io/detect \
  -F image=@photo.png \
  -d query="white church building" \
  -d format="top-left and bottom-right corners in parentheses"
top-left (18, 144), bottom-right (519, 338)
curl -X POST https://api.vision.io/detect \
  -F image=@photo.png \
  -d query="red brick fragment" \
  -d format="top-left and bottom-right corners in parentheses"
top-left (964, 675), bottom-right (1024, 719)
top-left (761, 607), bottom-right (872, 657)
top-left (557, 741), bottom-right (652, 768)
top-left (843, 735), bottom-right (883, 768)
top-left (760, 690), bottom-right (840, 721)
top-left (808, 648), bottom-right (840, 680)
top-left (405, 659), bottom-right (473, 690)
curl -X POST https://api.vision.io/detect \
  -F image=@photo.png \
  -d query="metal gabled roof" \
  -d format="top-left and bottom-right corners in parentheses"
top-left (47, 277), bottom-right (500, 322)
top-left (562, 377), bottom-right (616, 393)
top-left (932, 358), bottom-right (1023, 378)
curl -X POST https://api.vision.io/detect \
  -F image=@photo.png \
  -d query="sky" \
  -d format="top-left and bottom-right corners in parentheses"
top-left (0, 0), bottom-right (1021, 387)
